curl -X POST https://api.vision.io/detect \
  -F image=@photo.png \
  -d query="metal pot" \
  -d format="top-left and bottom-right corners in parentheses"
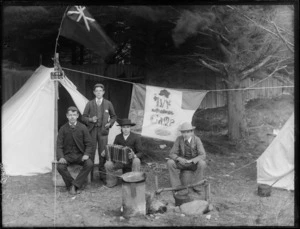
top-left (174, 193), bottom-right (192, 206)
top-left (257, 184), bottom-right (271, 197)
top-left (121, 171), bottom-right (146, 183)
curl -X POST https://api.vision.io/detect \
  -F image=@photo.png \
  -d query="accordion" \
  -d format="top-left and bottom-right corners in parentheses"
top-left (105, 144), bottom-right (131, 164)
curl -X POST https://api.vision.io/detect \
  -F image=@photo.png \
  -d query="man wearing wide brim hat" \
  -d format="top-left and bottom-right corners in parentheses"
top-left (167, 122), bottom-right (206, 194)
top-left (103, 118), bottom-right (143, 188)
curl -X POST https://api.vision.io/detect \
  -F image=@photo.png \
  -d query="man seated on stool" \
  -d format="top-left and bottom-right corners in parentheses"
top-left (56, 106), bottom-right (94, 195)
top-left (103, 118), bottom-right (143, 188)
top-left (167, 122), bottom-right (206, 194)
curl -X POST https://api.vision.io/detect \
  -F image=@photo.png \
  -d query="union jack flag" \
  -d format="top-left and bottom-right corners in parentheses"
top-left (67, 6), bottom-right (95, 31)
top-left (60, 5), bottom-right (116, 58)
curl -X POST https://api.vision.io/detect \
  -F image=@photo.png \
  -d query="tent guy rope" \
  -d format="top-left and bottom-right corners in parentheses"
top-left (61, 67), bottom-right (294, 92)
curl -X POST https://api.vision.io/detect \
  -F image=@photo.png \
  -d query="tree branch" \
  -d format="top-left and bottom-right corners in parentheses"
top-left (198, 58), bottom-right (224, 75)
top-left (271, 21), bottom-right (294, 53)
top-left (245, 65), bottom-right (287, 89)
top-left (227, 5), bottom-right (294, 47)
top-left (240, 55), bottom-right (272, 80)
top-left (216, 35), bottom-right (234, 60)
top-left (208, 28), bottom-right (231, 45)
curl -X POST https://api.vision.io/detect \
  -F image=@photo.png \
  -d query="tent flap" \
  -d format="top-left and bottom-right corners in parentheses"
top-left (257, 113), bottom-right (294, 190)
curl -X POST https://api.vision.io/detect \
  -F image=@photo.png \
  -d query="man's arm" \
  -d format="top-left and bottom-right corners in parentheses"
top-left (134, 135), bottom-right (143, 159)
top-left (83, 126), bottom-right (94, 158)
top-left (169, 137), bottom-right (181, 161)
top-left (82, 102), bottom-right (91, 125)
top-left (108, 102), bottom-right (117, 127)
top-left (191, 137), bottom-right (206, 163)
top-left (113, 135), bottom-right (119, 145)
top-left (56, 127), bottom-right (65, 160)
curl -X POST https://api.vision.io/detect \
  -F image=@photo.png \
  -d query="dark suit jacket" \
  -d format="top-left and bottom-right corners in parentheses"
top-left (82, 98), bottom-right (117, 136)
top-left (56, 122), bottom-right (93, 160)
top-left (169, 135), bottom-right (206, 163)
top-left (113, 132), bottom-right (143, 159)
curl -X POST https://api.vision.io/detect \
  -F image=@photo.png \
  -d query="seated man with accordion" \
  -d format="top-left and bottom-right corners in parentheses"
top-left (103, 118), bottom-right (143, 187)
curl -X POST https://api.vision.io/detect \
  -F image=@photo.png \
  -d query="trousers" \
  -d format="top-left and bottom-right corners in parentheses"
top-left (167, 159), bottom-right (206, 188)
top-left (89, 126), bottom-right (108, 178)
top-left (104, 158), bottom-right (141, 187)
top-left (57, 157), bottom-right (94, 189)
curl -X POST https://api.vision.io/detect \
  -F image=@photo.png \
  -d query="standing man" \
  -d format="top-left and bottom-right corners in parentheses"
top-left (167, 122), bottom-right (206, 194)
top-left (56, 106), bottom-right (94, 195)
top-left (104, 118), bottom-right (143, 188)
top-left (82, 83), bottom-right (117, 183)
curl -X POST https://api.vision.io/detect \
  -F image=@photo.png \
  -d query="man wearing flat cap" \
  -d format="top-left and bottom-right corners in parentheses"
top-left (103, 118), bottom-right (143, 187)
top-left (82, 84), bottom-right (117, 182)
top-left (56, 106), bottom-right (94, 195)
top-left (167, 122), bottom-right (206, 194)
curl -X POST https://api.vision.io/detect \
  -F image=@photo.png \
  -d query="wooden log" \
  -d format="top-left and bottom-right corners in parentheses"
top-left (155, 179), bottom-right (207, 195)
top-left (52, 161), bottom-right (91, 187)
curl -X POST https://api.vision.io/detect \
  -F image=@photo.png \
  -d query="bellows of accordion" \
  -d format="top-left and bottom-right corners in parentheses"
top-left (105, 144), bottom-right (131, 164)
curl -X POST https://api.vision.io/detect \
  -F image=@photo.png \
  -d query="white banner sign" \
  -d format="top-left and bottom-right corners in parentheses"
top-left (141, 86), bottom-right (206, 141)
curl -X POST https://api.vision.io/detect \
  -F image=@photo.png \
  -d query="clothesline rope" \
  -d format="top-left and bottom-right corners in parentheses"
top-left (61, 67), bottom-right (294, 92)
top-left (62, 67), bottom-right (135, 85)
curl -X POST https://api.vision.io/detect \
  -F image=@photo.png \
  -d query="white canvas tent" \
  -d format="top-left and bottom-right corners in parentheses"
top-left (2, 65), bottom-right (119, 176)
top-left (257, 113), bottom-right (294, 190)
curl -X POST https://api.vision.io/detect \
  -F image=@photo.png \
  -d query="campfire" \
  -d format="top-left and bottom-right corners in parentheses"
top-left (119, 171), bottom-right (213, 218)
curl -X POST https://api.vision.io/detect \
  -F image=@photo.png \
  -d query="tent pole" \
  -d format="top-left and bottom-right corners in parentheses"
top-left (54, 80), bottom-right (58, 160)
top-left (53, 52), bottom-right (60, 161)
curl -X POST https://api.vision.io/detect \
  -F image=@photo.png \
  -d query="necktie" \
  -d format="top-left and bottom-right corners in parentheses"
top-left (70, 124), bottom-right (76, 129)
top-left (97, 100), bottom-right (101, 106)
top-left (185, 140), bottom-right (189, 145)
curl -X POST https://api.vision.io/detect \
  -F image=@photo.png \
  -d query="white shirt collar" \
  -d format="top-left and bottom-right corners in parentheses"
top-left (185, 136), bottom-right (192, 143)
top-left (96, 98), bottom-right (103, 103)
top-left (123, 133), bottom-right (130, 140)
top-left (69, 122), bottom-right (77, 126)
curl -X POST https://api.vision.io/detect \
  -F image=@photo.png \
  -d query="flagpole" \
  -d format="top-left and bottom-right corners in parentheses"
top-left (54, 6), bottom-right (70, 57)
top-left (53, 6), bottom-right (70, 161)
top-left (53, 6), bottom-right (70, 227)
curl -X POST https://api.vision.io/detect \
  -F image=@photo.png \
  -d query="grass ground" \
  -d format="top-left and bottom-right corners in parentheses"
top-left (2, 95), bottom-right (295, 227)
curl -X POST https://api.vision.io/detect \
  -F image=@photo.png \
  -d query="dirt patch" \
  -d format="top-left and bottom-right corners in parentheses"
top-left (2, 95), bottom-right (295, 226)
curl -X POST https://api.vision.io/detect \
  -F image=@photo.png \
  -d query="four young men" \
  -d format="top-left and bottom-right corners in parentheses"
top-left (56, 84), bottom-right (207, 195)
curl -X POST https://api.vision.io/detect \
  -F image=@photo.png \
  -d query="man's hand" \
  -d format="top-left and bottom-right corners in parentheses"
top-left (82, 155), bottom-right (89, 161)
top-left (104, 123), bottom-right (110, 128)
top-left (59, 158), bottom-right (67, 164)
top-left (177, 157), bottom-right (187, 165)
top-left (100, 150), bottom-right (106, 157)
top-left (91, 116), bottom-right (98, 123)
top-left (186, 159), bottom-right (196, 164)
top-left (128, 149), bottom-right (135, 159)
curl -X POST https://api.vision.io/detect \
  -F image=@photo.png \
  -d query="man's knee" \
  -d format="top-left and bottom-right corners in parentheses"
top-left (84, 159), bottom-right (94, 169)
top-left (132, 157), bottom-right (141, 166)
top-left (197, 160), bottom-right (207, 169)
top-left (57, 163), bottom-right (67, 172)
top-left (105, 161), bottom-right (114, 170)
top-left (167, 159), bottom-right (176, 168)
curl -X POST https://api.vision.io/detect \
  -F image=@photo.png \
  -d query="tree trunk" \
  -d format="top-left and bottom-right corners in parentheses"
top-left (227, 75), bottom-right (246, 140)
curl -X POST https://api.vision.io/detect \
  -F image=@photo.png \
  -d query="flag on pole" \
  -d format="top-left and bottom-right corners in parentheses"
top-left (60, 5), bottom-right (116, 58)
top-left (129, 84), bottom-right (207, 141)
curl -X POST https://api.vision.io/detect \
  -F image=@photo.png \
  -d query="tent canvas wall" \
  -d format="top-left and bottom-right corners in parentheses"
top-left (2, 66), bottom-right (119, 176)
top-left (257, 113), bottom-right (294, 190)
